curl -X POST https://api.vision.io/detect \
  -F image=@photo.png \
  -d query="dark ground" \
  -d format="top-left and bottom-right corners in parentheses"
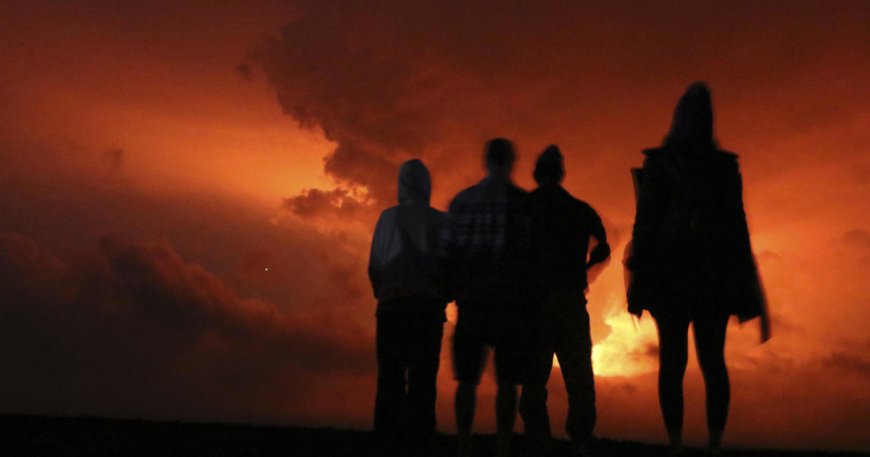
top-left (0, 415), bottom-right (865, 457)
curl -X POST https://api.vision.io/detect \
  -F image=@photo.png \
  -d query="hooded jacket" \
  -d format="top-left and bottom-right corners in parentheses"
top-left (368, 159), bottom-right (448, 311)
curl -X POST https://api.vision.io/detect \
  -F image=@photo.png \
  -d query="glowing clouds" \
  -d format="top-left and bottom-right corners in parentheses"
top-left (591, 298), bottom-right (659, 377)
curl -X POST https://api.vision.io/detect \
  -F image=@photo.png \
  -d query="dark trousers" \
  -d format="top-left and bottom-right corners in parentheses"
top-left (373, 302), bottom-right (444, 443)
top-left (653, 309), bottom-right (730, 436)
top-left (520, 287), bottom-right (596, 442)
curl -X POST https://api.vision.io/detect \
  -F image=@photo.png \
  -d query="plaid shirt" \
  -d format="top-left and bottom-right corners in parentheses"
top-left (444, 176), bottom-right (531, 300)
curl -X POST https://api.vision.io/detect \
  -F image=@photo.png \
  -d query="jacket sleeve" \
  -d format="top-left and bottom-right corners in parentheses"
top-left (368, 214), bottom-right (386, 300)
top-left (627, 154), bottom-right (667, 272)
top-left (725, 159), bottom-right (752, 263)
top-left (626, 153), bottom-right (668, 316)
top-left (724, 158), bottom-right (768, 330)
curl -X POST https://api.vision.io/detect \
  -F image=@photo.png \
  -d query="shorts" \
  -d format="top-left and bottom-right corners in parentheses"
top-left (452, 301), bottom-right (533, 385)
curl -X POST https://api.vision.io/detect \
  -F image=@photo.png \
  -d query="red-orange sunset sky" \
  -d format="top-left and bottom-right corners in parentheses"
top-left (0, 0), bottom-right (867, 451)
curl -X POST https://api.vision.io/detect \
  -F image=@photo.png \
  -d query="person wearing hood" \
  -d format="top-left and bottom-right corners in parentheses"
top-left (368, 158), bottom-right (449, 453)
top-left (520, 145), bottom-right (610, 457)
top-left (625, 82), bottom-right (770, 454)
top-left (444, 138), bottom-right (533, 457)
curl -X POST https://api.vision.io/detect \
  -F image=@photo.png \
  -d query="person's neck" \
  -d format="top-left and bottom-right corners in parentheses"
top-left (486, 171), bottom-right (512, 182)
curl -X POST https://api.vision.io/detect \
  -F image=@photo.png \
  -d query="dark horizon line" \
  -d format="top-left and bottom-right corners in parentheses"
top-left (0, 413), bottom-right (864, 456)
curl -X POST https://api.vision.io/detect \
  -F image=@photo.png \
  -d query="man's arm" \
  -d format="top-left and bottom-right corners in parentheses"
top-left (438, 196), bottom-right (463, 301)
top-left (433, 208), bottom-right (454, 303)
top-left (586, 205), bottom-right (611, 269)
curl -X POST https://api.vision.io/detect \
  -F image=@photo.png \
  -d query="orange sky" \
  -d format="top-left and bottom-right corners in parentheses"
top-left (0, 0), bottom-right (867, 451)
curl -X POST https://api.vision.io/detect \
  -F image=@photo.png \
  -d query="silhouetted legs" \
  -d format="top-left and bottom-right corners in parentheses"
top-left (654, 315), bottom-right (688, 449)
top-left (695, 313), bottom-right (729, 451)
top-left (375, 315), bottom-right (406, 441)
top-left (653, 310), bottom-right (729, 452)
top-left (409, 321), bottom-right (445, 443)
top-left (518, 379), bottom-right (551, 442)
top-left (493, 322), bottom-right (532, 457)
top-left (374, 301), bottom-right (444, 452)
top-left (455, 381), bottom-right (476, 457)
top-left (455, 380), bottom-right (520, 457)
top-left (496, 384), bottom-right (518, 457)
top-left (520, 288), bottom-right (596, 454)
top-left (453, 309), bottom-right (486, 457)
top-left (556, 305), bottom-right (596, 443)
top-left (453, 301), bottom-right (529, 457)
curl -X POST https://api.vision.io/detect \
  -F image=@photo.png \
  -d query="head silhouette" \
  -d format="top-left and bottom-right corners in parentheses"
top-left (484, 138), bottom-right (516, 179)
top-left (533, 145), bottom-right (564, 186)
top-left (397, 158), bottom-right (431, 205)
top-left (666, 81), bottom-right (714, 147)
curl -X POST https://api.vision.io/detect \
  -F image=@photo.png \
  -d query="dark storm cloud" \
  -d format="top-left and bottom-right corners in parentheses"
top-left (254, 0), bottom-right (869, 208)
top-left (323, 144), bottom-right (398, 203)
top-left (283, 187), bottom-right (372, 221)
top-left (840, 229), bottom-right (870, 250)
top-left (0, 231), bottom-right (373, 422)
top-left (0, 133), bottom-right (375, 320)
top-left (102, 147), bottom-right (124, 170)
top-left (0, 132), bottom-right (378, 425)
top-left (235, 62), bottom-right (255, 81)
top-left (821, 351), bottom-right (870, 377)
top-left (252, 1), bottom-right (596, 202)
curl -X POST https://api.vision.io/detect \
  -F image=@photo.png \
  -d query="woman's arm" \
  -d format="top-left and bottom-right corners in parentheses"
top-left (628, 154), bottom-right (667, 272)
top-left (626, 152), bottom-right (669, 315)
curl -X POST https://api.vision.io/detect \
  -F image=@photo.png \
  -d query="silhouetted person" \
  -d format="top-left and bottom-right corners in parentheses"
top-left (626, 82), bottom-right (770, 454)
top-left (520, 145), bottom-right (610, 457)
top-left (368, 159), bottom-right (449, 454)
top-left (445, 138), bottom-right (532, 457)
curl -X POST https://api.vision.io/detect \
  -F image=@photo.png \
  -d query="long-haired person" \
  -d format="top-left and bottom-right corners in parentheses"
top-left (626, 82), bottom-right (770, 454)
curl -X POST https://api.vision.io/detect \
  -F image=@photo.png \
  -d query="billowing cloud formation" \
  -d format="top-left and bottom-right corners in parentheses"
top-left (254, 0), bottom-right (869, 211)
top-left (0, 127), bottom-right (378, 427)
top-left (0, 231), bottom-right (374, 424)
top-left (0, 233), bottom-right (372, 420)
top-left (284, 187), bottom-right (373, 223)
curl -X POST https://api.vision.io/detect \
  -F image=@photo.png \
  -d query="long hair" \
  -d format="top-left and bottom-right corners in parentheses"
top-left (664, 81), bottom-right (717, 149)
